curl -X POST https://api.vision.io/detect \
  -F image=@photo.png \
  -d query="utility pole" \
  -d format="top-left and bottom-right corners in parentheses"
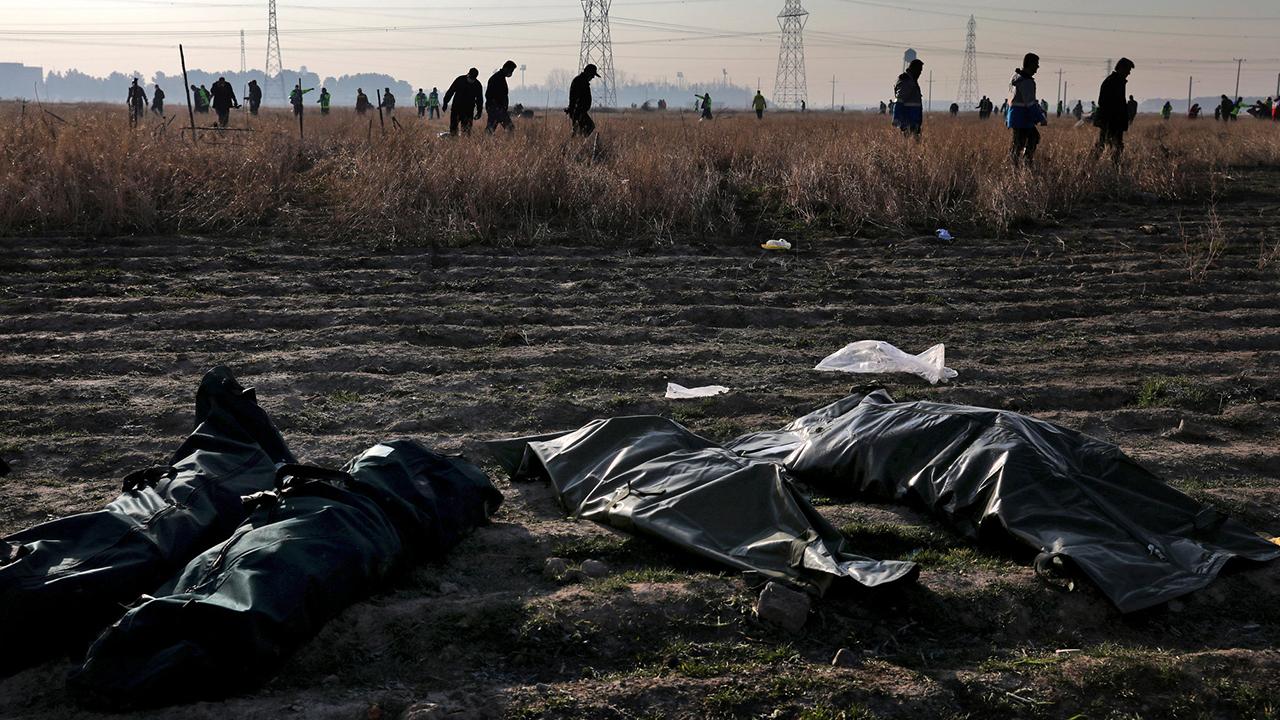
top-left (830, 74), bottom-right (836, 110)
top-left (774, 0), bottom-right (809, 109)
top-left (240, 30), bottom-right (247, 75)
top-left (265, 0), bottom-right (286, 104)
top-left (927, 70), bottom-right (933, 113)
top-left (1056, 68), bottom-right (1063, 112)
top-left (1188, 76), bottom-right (1193, 115)
top-left (1234, 58), bottom-right (1244, 100)
top-left (579, 1), bottom-right (618, 106)
top-left (520, 64), bottom-right (526, 89)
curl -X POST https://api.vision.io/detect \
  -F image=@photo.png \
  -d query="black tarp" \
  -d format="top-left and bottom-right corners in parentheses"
top-left (727, 390), bottom-right (1280, 612)
top-left (489, 416), bottom-right (919, 595)
top-left (0, 366), bottom-right (293, 675)
top-left (70, 440), bottom-right (502, 709)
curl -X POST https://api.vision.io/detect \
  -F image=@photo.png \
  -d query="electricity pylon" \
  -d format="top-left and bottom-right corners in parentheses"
top-left (773, 0), bottom-right (808, 109)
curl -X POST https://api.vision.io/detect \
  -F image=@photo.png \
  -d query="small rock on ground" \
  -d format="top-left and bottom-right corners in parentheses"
top-left (754, 581), bottom-right (810, 633)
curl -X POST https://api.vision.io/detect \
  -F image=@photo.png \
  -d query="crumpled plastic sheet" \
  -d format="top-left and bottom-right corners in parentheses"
top-left (665, 383), bottom-right (730, 399)
top-left (815, 340), bottom-right (957, 384)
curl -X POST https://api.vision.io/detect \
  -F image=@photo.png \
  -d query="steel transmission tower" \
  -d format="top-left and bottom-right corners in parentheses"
top-left (957, 15), bottom-right (979, 108)
top-left (240, 30), bottom-right (247, 74)
top-left (773, 0), bottom-right (808, 109)
top-left (579, 1), bottom-right (617, 107)
top-left (265, 0), bottom-right (286, 103)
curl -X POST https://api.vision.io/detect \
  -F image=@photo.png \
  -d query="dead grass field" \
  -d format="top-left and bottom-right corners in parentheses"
top-left (1, 108), bottom-right (1279, 719)
top-left (3, 103), bottom-right (1280, 243)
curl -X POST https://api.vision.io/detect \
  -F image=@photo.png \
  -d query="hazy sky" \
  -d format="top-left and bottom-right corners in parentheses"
top-left (3, 0), bottom-right (1279, 103)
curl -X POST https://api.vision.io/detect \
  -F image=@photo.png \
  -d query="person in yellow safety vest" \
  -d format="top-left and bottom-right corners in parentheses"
top-left (415, 88), bottom-right (428, 118)
top-left (289, 86), bottom-right (313, 116)
top-left (698, 93), bottom-right (713, 120)
top-left (753, 91), bottom-right (767, 120)
top-left (1007, 52), bottom-right (1048, 167)
top-left (427, 88), bottom-right (441, 119)
top-left (893, 58), bottom-right (924, 137)
top-left (1161, 101), bottom-right (1171, 120)
top-left (318, 88), bottom-right (331, 115)
top-left (1231, 97), bottom-right (1243, 121)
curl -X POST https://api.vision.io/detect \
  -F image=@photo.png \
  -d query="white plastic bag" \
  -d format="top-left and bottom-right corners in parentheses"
top-left (814, 341), bottom-right (957, 384)
top-left (665, 383), bottom-right (731, 399)
top-left (761, 239), bottom-right (792, 251)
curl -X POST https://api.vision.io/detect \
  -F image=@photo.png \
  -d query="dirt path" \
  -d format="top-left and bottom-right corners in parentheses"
top-left (1, 169), bottom-right (1278, 719)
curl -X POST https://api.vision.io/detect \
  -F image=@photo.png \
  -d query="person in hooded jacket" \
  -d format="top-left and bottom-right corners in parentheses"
top-left (209, 76), bottom-right (240, 128)
top-left (443, 68), bottom-right (484, 135)
top-left (247, 80), bottom-right (262, 115)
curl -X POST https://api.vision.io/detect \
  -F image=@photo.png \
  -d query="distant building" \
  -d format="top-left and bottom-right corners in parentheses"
top-left (0, 63), bottom-right (44, 100)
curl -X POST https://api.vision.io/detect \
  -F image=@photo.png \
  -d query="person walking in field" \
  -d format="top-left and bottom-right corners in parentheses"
top-left (380, 88), bottom-right (396, 115)
top-left (567, 63), bottom-right (599, 137)
top-left (1094, 57), bottom-right (1133, 163)
top-left (356, 88), bottom-right (374, 115)
top-left (198, 85), bottom-right (212, 114)
top-left (1008, 52), bottom-right (1047, 167)
top-left (1127, 95), bottom-right (1138, 124)
top-left (893, 58), bottom-right (924, 137)
top-left (126, 78), bottom-right (147, 127)
top-left (318, 87), bottom-right (332, 115)
top-left (209, 76), bottom-right (239, 128)
top-left (753, 90), bottom-right (767, 119)
top-left (415, 88), bottom-right (428, 118)
top-left (247, 80), bottom-right (262, 115)
top-left (1162, 101), bottom-right (1172, 120)
top-left (486, 60), bottom-right (518, 134)
top-left (443, 68), bottom-right (484, 135)
top-left (1072, 99), bottom-right (1083, 122)
top-left (428, 87), bottom-right (441, 118)
top-left (151, 84), bottom-right (165, 116)
top-left (698, 93), bottom-right (713, 120)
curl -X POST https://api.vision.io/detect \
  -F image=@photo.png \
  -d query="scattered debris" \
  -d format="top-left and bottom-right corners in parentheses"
top-left (935, 228), bottom-right (955, 241)
top-left (1164, 419), bottom-right (1216, 443)
top-left (665, 383), bottom-right (730, 399)
top-left (815, 340), bottom-right (957, 384)
top-left (755, 581), bottom-right (810, 632)
top-left (761, 239), bottom-right (792, 251)
top-left (1139, 223), bottom-right (1166, 235)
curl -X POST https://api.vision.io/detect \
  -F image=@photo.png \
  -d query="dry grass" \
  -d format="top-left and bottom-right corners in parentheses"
top-left (3, 102), bottom-right (1280, 244)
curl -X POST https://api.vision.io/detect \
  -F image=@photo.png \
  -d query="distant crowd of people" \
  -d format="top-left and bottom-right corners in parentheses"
top-left (125, 61), bottom-right (605, 137)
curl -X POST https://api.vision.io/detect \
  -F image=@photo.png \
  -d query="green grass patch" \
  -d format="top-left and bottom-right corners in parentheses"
top-left (1135, 375), bottom-right (1214, 411)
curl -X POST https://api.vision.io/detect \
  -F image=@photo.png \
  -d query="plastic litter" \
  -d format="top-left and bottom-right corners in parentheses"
top-left (665, 383), bottom-right (730, 399)
top-left (815, 340), bottom-right (957, 384)
top-left (761, 239), bottom-right (792, 251)
top-left (935, 229), bottom-right (954, 241)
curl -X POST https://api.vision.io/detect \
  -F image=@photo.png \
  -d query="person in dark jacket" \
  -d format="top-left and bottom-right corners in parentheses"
top-left (356, 88), bottom-right (374, 115)
top-left (1093, 57), bottom-right (1133, 163)
top-left (443, 68), bottom-right (484, 135)
top-left (209, 76), bottom-right (239, 128)
top-left (893, 59), bottom-right (924, 136)
top-left (126, 78), bottom-right (147, 127)
top-left (247, 80), bottom-right (262, 115)
top-left (567, 63), bottom-right (599, 137)
top-left (151, 84), bottom-right (165, 116)
top-left (1126, 95), bottom-right (1138, 124)
top-left (380, 88), bottom-right (396, 114)
top-left (486, 60), bottom-right (518, 134)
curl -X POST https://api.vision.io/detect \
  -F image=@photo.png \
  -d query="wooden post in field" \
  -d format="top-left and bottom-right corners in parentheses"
top-left (376, 89), bottom-right (386, 135)
top-left (180, 44), bottom-right (196, 142)
top-left (296, 79), bottom-right (305, 142)
top-left (1188, 76), bottom-right (1193, 117)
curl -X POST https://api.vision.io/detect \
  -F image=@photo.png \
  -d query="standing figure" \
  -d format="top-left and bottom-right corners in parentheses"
top-left (485, 60), bottom-right (518, 134)
top-left (1008, 52), bottom-right (1047, 167)
top-left (289, 85), bottom-right (312, 116)
top-left (415, 88), bottom-right (428, 118)
top-left (151, 84), bottom-right (165, 116)
top-left (949, 102), bottom-right (959, 117)
top-left (567, 63), bottom-right (599, 137)
top-left (1126, 95), bottom-right (1138, 124)
top-left (318, 87), bottom-right (331, 115)
top-left (1094, 57), bottom-right (1134, 163)
top-left (699, 93), bottom-right (713, 120)
top-left (753, 90), bottom-right (767, 120)
top-left (381, 88), bottom-right (396, 115)
top-left (247, 80), bottom-right (262, 115)
top-left (356, 88), bottom-right (374, 115)
top-left (443, 68), bottom-right (484, 136)
top-left (198, 85), bottom-right (212, 114)
top-left (209, 76), bottom-right (239, 128)
top-left (893, 59), bottom-right (924, 137)
top-left (1072, 100), bottom-right (1084, 121)
top-left (879, 101), bottom-right (887, 114)
top-left (1161, 101), bottom-right (1172, 120)
top-left (126, 78), bottom-right (147, 127)
top-left (428, 87), bottom-right (441, 118)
